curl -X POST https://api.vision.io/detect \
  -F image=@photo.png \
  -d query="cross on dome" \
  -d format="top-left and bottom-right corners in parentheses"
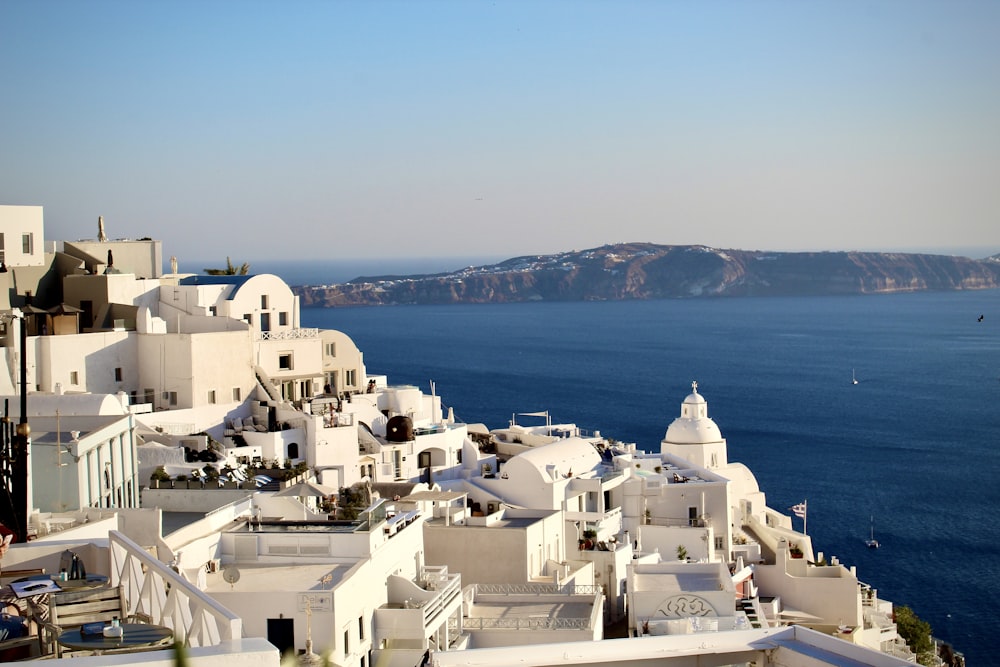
top-left (691, 380), bottom-right (698, 393)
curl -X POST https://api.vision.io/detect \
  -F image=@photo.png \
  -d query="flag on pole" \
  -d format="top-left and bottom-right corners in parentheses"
top-left (789, 501), bottom-right (807, 519)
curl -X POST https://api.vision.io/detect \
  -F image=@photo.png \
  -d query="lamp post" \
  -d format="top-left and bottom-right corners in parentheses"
top-left (0, 309), bottom-right (29, 542)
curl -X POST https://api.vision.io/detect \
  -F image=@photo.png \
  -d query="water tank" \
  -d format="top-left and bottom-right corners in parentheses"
top-left (385, 416), bottom-right (414, 442)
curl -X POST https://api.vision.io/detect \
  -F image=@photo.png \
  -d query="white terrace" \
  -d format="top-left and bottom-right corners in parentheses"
top-left (2, 529), bottom-right (278, 666)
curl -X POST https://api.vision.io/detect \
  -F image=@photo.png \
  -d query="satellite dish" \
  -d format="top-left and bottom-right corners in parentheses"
top-left (223, 566), bottom-right (241, 587)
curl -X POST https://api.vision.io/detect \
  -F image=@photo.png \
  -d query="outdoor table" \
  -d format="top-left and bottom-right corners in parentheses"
top-left (14, 573), bottom-right (109, 591)
top-left (57, 623), bottom-right (173, 655)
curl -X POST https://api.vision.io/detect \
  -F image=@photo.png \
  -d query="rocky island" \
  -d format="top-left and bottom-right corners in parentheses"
top-left (294, 243), bottom-right (1000, 307)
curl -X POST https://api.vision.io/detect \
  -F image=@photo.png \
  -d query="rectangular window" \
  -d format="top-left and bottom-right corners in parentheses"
top-left (343, 628), bottom-right (350, 655)
top-left (208, 390), bottom-right (216, 404)
top-left (325, 342), bottom-right (336, 357)
top-left (261, 295), bottom-right (269, 309)
top-left (233, 387), bottom-right (242, 401)
top-left (209, 306), bottom-right (217, 316)
top-left (345, 369), bottom-right (356, 386)
top-left (279, 311), bottom-right (288, 326)
top-left (715, 537), bottom-right (724, 551)
top-left (114, 367), bottom-right (123, 382)
top-left (70, 371), bottom-right (79, 385)
top-left (22, 233), bottom-right (33, 255)
top-left (279, 353), bottom-right (293, 370)
top-left (168, 391), bottom-right (178, 406)
top-left (0, 233), bottom-right (5, 264)
top-left (244, 313), bottom-right (252, 323)
top-left (358, 616), bottom-right (364, 640)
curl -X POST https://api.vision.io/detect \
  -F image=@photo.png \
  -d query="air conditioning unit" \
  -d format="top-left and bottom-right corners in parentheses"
top-left (206, 558), bottom-right (221, 573)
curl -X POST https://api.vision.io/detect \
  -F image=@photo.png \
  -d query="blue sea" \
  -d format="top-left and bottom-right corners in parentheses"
top-left (300, 290), bottom-right (1000, 664)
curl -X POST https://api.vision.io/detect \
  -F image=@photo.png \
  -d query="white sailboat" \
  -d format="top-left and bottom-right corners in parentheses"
top-left (852, 369), bottom-right (859, 385)
top-left (866, 516), bottom-right (879, 548)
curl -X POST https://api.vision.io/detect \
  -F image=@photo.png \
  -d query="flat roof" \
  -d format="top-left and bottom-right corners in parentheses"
top-left (203, 562), bottom-right (352, 594)
top-left (631, 570), bottom-right (726, 593)
top-left (469, 599), bottom-right (594, 622)
top-left (403, 491), bottom-right (467, 502)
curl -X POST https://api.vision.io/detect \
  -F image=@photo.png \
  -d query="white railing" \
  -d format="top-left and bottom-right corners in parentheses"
top-left (108, 530), bottom-right (242, 647)
top-left (417, 568), bottom-right (461, 625)
top-left (474, 583), bottom-right (602, 596)
top-left (460, 616), bottom-right (591, 630)
top-left (154, 422), bottom-right (198, 436)
top-left (258, 327), bottom-right (319, 341)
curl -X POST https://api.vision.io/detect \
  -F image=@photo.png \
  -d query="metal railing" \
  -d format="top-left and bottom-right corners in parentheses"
top-left (474, 583), bottom-right (602, 596)
top-left (461, 616), bottom-right (591, 630)
top-left (108, 530), bottom-right (242, 648)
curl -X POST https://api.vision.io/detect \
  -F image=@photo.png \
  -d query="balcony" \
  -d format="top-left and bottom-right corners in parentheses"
top-left (109, 530), bottom-right (242, 647)
top-left (458, 583), bottom-right (604, 642)
top-left (2, 530), bottom-right (271, 666)
top-left (373, 566), bottom-right (464, 667)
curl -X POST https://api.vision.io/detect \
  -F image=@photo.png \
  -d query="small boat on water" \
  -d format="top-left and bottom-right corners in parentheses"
top-left (852, 369), bottom-right (859, 385)
top-left (866, 516), bottom-right (879, 548)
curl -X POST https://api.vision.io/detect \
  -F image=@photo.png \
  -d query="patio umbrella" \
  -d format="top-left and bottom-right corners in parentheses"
top-left (274, 480), bottom-right (338, 498)
top-left (274, 481), bottom-right (338, 519)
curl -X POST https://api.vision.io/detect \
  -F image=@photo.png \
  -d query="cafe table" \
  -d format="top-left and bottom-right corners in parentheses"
top-left (13, 573), bottom-right (109, 592)
top-left (57, 623), bottom-right (173, 655)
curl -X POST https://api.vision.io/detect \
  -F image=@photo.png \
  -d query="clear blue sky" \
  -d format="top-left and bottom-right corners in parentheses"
top-left (2, 0), bottom-right (999, 266)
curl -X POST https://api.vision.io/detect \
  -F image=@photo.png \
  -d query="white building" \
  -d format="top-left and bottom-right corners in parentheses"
top-left (0, 204), bottom-right (45, 270)
top-left (0, 204), bottom-right (925, 666)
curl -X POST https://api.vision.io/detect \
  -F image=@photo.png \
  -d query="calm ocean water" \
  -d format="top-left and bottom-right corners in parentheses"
top-left (301, 290), bottom-right (1000, 664)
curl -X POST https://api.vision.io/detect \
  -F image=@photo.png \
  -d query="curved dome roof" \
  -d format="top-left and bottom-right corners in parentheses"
top-left (663, 381), bottom-right (723, 444)
top-left (665, 418), bottom-right (722, 444)
top-left (683, 391), bottom-right (706, 405)
top-left (504, 438), bottom-right (602, 485)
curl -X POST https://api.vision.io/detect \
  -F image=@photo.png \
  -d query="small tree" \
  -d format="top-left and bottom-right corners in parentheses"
top-left (204, 257), bottom-right (250, 276)
top-left (677, 545), bottom-right (688, 561)
top-left (895, 605), bottom-right (935, 666)
top-left (150, 466), bottom-right (170, 483)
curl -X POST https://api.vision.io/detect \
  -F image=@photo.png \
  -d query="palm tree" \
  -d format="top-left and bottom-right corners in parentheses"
top-left (204, 257), bottom-right (250, 276)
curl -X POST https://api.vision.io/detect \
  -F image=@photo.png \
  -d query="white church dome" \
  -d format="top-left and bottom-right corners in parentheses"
top-left (664, 381), bottom-right (723, 444)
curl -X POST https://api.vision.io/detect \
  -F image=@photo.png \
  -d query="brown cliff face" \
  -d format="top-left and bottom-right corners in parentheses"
top-left (293, 244), bottom-right (1000, 307)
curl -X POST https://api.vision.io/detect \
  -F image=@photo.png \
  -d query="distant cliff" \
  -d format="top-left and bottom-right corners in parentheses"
top-left (294, 243), bottom-right (1000, 307)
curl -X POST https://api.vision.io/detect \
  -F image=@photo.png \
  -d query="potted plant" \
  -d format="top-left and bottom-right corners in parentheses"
top-left (150, 466), bottom-right (170, 488)
top-left (677, 545), bottom-right (688, 561)
top-left (582, 528), bottom-right (597, 550)
top-left (203, 465), bottom-right (220, 485)
top-left (789, 543), bottom-right (804, 559)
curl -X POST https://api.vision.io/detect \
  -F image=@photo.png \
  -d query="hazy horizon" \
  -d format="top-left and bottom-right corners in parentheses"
top-left (186, 242), bottom-right (1000, 286)
top-left (4, 1), bottom-right (999, 262)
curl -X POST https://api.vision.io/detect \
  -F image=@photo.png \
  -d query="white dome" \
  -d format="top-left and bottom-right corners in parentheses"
top-left (683, 391), bottom-right (706, 405)
top-left (663, 381), bottom-right (722, 444)
top-left (665, 417), bottom-right (722, 444)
